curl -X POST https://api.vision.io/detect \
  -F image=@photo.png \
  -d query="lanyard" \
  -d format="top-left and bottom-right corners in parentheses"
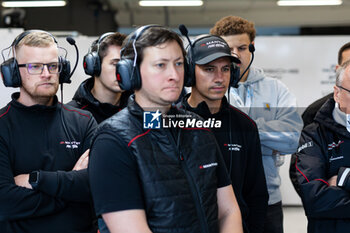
top-left (230, 85), bottom-right (253, 114)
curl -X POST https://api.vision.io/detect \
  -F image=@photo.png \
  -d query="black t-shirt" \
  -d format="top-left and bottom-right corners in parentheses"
top-left (89, 130), bottom-right (230, 217)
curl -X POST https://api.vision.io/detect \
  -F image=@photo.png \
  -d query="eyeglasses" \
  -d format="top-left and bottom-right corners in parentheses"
top-left (18, 62), bottom-right (62, 75)
top-left (337, 85), bottom-right (350, 94)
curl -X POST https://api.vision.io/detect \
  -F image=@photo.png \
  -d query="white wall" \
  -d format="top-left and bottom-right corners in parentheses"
top-left (254, 36), bottom-right (350, 107)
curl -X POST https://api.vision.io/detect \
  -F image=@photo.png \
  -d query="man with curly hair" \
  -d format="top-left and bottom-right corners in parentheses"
top-left (211, 16), bottom-right (303, 233)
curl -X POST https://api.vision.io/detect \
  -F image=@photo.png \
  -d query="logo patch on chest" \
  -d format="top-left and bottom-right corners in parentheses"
top-left (60, 141), bottom-right (80, 149)
top-left (329, 155), bottom-right (344, 162)
top-left (199, 162), bottom-right (218, 169)
top-left (224, 143), bottom-right (242, 151)
top-left (328, 140), bottom-right (344, 150)
top-left (263, 102), bottom-right (271, 111)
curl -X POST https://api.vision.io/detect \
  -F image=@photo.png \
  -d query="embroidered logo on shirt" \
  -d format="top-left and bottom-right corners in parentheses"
top-left (329, 155), bottom-right (344, 162)
top-left (60, 141), bottom-right (80, 149)
top-left (264, 103), bottom-right (271, 111)
top-left (328, 140), bottom-right (344, 150)
top-left (224, 143), bottom-right (242, 151)
top-left (297, 141), bottom-right (313, 152)
top-left (199, 162), bottom-right (218, 169)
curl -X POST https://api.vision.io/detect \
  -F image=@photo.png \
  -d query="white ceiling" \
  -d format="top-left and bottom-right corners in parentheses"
top-left (106, 0), bottom-right (350, 29)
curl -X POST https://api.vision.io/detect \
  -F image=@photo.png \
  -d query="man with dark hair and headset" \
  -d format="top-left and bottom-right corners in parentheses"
top-left (0, 31), bottom-right (97, 233)
top-left (88, 25), bottom-right (243, 233)
top-left (68, 32), bottom-right (131, 124)
top-left (211, 16), bottom-right (303, 233)
top-left (179, 34), bottom-right (268, 233)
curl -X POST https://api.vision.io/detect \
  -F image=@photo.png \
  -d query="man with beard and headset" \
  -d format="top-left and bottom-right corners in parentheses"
top-left (0, 30), bottom-right (97, 233)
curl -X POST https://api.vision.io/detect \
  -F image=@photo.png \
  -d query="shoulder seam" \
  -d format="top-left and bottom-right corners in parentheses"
top-left (128, 129), bottom-right (151, 147)
top-left (229, 105), bottom-right (257, 128)
top-left (0, 105), bottom-right (11, 119)
top-left (61, 104), bottom-right (90, 119)
top-left (81, 104), bottom-right (89, 110)
top-left (182, 127), bottom-right (211, 132)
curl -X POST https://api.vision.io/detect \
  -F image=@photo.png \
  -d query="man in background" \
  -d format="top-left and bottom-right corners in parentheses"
top-left (211, 15), bottom-right (303, 233)
top-left (69, 32), bottom-right (131, 123)
top-left (302, 42), bottom-right (350, 128)
top-left (180, 34), bottom-right (268, 233)
top-left (290, 60), bottom-right (350, 233)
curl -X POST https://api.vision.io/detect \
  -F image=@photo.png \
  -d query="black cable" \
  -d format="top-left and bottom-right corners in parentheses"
top-left (60, 83), bottom-right (63, 104)
top-left (60, 103), bottom-right (72, 144)
top-left (238, 52), bottom-right (254, 83)
top-left (176, 124), bottom-right (182, 159)
top-left (59, 73), bottom-right (73, 143)
top-left (58, 37), bottom-right (79, 144)
top-left (232, 44), bottom-right (255, 88)
top-left (227, 85), bottom-right (233, 176)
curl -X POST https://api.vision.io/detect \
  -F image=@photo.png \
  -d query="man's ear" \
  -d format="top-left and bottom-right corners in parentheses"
top-left (336, 64), bottom-right (340, 72)
top-left (334, 85), bottom-right (340, 103)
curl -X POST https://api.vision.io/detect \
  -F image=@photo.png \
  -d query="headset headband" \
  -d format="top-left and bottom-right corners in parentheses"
top-left (127, 25), bottom-right (161, 69)
top-left (97, 32), bottom-right (114, 44)
top-left (12, 30), bottom-right (57, 47)
top-left (94, 32), bottom-right (114, 53)
top-left (116, 25), bottom-right (164, 91)
top-left (0, 29), bottom-right (72, 88)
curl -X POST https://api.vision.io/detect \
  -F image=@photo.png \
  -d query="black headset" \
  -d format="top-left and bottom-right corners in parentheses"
top-left (178, 25), bottom-right (238, 87)
top-left (0, 30), bottom-right (71, 88)
top-left (185, 35), bottom-right (238, 87)
top-left (83, 32), bottom-right (114, 77)
top-left (116, 25), bottom-right (160, 91)
top-left (231, 43), bottom-right (255, 88)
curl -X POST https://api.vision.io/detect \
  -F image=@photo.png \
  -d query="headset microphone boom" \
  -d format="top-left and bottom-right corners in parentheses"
top-left (66, 37), bottom-right (79, 80)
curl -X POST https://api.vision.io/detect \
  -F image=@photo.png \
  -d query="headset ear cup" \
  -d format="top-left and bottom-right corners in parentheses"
top-left (183, 57), bottom-right (190, 87)
top-left (83, 52), bottom-right (100, 76)
top-left (116, 58), bottom-right (142, 91)
top-left (230, 63), bottom-right (240, 88)
top-left (59, 57), bottom-right (71, 84)
top-left (185, 50), bottom-right (195, 87)
top-left (1, 58), bottom-right (21, 87)
top-left (94, 52), bottom-right (101, 76)
top-left (185, 60), bottom-right (195, 87)
top-left (116, 59), bottom-right (134, 91)
top-left (83, 53), bottom-right (94, 76)
top-left (133, 65), bottom-right (141, 90)
top-left (229, 63), bottom-right (234, 87)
